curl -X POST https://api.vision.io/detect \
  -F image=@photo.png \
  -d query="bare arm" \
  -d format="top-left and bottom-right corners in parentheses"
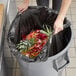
top-left (54, 0), bottom-right (71, 34)
top-left (23, 0), bottom-right (29, 3)
top-left (17, 0), bottom-right (71, 34)
top-left (17, 0), bottom-right (29, 12)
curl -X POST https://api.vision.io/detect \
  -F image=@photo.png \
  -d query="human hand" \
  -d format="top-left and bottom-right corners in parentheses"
top-left (54, 18), bottom-right (63, 35)
top-left (17, 1), bottom-right (29, 13)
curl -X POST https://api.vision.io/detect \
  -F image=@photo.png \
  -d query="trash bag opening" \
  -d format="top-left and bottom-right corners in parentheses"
top-left (7, 6), bottom-right (71, 62)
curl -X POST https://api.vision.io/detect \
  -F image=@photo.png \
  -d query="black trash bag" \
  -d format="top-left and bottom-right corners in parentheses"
top-left (7, 6), bottom-right (71, 62)
top-left (48, 19), bottom-right (71, 56)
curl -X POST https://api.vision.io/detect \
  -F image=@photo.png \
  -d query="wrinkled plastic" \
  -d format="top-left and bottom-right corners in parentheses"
top-left (7, 6), bottom-right (71, 62)
top-left (48, 26), bottom-right (71, 57)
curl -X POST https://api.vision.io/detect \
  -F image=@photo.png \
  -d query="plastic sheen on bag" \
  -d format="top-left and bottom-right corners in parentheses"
top-left (7, 6), bottom-right (71, 62)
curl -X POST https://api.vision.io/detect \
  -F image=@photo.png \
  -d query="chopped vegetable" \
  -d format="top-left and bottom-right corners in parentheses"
top-left (16, 25), bottom-right (52, 59)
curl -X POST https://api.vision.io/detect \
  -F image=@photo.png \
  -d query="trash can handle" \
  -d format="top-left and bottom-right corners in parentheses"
top-left (53, 52), bottom-right (69, 72)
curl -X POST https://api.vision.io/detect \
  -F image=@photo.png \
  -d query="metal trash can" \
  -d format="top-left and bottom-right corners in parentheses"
top-left (7, 6), bottom-right (72, 76)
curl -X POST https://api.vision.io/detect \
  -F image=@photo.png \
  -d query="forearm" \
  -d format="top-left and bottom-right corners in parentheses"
top-left (57, 0), bottom-right (71, 21)
top-left (23, 0), bottom-right (29, 3)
